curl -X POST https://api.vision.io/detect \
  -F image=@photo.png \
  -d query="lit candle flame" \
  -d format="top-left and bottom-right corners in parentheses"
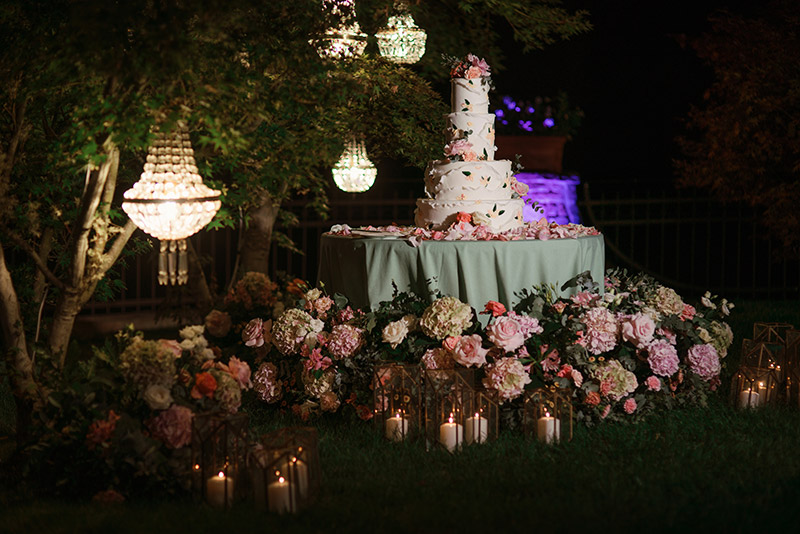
top-left (474, 412), bottom-right (480, 418)
top-left (545, 411), bottom-right (551, 418)
top-left (217, 471), bottom-right (225, 479)
top-left (279, 476), bottom-right (285, 484)
top-left (291, 457), bottom-right (298, 464)
top-left (448, 413), bottom-right (454, 424)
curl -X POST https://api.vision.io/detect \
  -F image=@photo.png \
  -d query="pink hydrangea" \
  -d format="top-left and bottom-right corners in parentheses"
top-left (623, 398), bottom-right (637, 414)
top-left (452, 334), bottom-right (488, 368)
top-left (579, 307), bottom-right (619, 355)
top-left (656, 327), bottom-right (677, 345)
top-left (645, 376), bottom-right (661, 391)
top-left (508, 311), bottom-right (543, 337)
top-left (646, 339), bottom-right (680, 377)
top-left (272, 309), bottom-right (324, 355)
top-left (327, 325), bottom-right (364, 358)
top-left (482, 357), bottom-right (531, 403)
top-left (253, 362), bottom-right (282, 403)
top-left (421, 348), bottom-right (455, 370)
top-left (619, 312), bottom-right (656, 348)
top-left (687, 343), bottom-right (721, 381)
top-left (148, 405), bottom-right (194, 449)
top-left (486, 316), bottom-right (526, 352)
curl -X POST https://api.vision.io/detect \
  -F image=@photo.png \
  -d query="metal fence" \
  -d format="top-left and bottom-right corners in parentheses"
top-left (80, 178), bottom-right (800, 317)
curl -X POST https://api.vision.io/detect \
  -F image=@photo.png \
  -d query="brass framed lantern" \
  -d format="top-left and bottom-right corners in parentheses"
top-left (753, 322), bottom-right (794, 346)
top-left (423, 369), bottom-right (497, 452)
top-left (249, 427), bottom-right (321, 514)
top-left (191, 412), bottom-right (249, 508)
top-left (783, 330), bottom-right (800, 407)
top-left (332, 137), bottom-right (377, 192)
top-left (376, 1), bottom-right (427, 64)
top-left (314, 0), bottom-right (368, 59)
top-left (122, 121), bottom-right (221, 285)
top-left (731, 339), bottom-right (785, 409)
top-left (523, 386), bottom-right (573, 444)
top-left (373, 362), bottom-right (422, 442)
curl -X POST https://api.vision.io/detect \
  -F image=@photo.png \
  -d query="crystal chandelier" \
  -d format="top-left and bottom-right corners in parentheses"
top-left (122, 121), bottom-right (221, 285)
top-left (332, 138), bottom-right (377, 192)
top-left (314, 0), bottom-right (368, 59)
top-left (376, 2), bottom-right (427, 64)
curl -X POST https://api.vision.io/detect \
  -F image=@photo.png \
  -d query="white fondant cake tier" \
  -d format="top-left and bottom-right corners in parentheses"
top-left (424, 160), bottom-right (513, 201)
top-left (451, 77), bottom-right (490, 114)
top-left (445, 112), bottom-right (496, 160)
top-left (415, 198), bottom-right (525, 232)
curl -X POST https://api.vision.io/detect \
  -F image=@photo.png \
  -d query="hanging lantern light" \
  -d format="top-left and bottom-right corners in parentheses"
top-left (122, 121), bottom-right (221, 285)
top-left (314, 0), bottom-right (368, 59)
top-left (332, 137), bottom-right (377, 192)
top-left (376, 2), bottom-right (427, 64)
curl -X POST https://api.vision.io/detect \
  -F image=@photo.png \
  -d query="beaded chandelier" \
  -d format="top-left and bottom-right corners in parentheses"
top-left (122, 122), bottom-right (221, 285)
top-left (314, 0), bottom-right (367, 59)
top-left (376, 3), bottom-right (427, 64)
top-left (332, 138), bottom-right (377, 192)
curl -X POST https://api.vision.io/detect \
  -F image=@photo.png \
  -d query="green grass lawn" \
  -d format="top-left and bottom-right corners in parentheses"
top-left (1, 299), bottom-right (799, 533)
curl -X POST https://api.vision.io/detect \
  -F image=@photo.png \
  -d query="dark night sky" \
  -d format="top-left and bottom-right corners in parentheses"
top-left (492, 0), bottom-right (757, 183)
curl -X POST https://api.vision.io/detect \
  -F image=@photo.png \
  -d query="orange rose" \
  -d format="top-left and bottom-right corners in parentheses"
top-left (482, 300), bottom-right (507, 317)
top-left (455, 212), bottom-right (472, 223)
top-left (191, 372), bottom-right (218, 399)
top-left (287, 278), bottom-right (308, 297)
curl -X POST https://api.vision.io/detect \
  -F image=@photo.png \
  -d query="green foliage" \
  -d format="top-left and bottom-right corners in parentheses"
top-left (675, 0), bottom-right (800, 257)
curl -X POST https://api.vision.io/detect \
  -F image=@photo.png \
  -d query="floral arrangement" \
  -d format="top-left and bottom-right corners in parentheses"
top-left (447, 53), bottom-right (491, 80)
top-left (493, 92), bottom-right (583, 139)
top-left (327, 217), bottom-right (600, 245)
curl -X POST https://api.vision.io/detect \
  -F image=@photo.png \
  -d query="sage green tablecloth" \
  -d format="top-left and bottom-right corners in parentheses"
top-left (318, 234), bottom-right (605, 313)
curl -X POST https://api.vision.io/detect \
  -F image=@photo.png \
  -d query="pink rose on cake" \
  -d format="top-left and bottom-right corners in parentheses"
top-left (444, 139), bottom-right (476, 161)
top-left (450, 53), bottom-right (491, 79)
top-left (510, 178), bottom-right (529, 197)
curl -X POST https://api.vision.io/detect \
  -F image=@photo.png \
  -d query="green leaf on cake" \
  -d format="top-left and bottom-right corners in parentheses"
top-left (499, 210), bottom-right (505, 215)
top-left (462, 171), bottom-right (471, 176)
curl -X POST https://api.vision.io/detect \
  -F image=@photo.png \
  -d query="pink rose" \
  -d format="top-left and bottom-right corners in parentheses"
top-left (680, 303), bottom-right (696, 321)
top-left (242, 318), bottom-right (265, 347)
top-left (442, 336), bottom-right (461, 352)
top-left (510, 180), bottom-right (529, 196)
top-left (552, 301), bottom-right (567, 313)
top-left (585, 391), bottom-right (601, 406)
top-left (159, 339), bottom-right (183, 359)
top-left (465, 65), bottom-right (483, 79)
top-left (571, 369), bottom-right (584, 387)
top-left (623, 398), bottom-right (637, 414)
top-left (227, 356), bottom-right (252, 389)
top-left (452, 334), bottom-right (488, 368)
top-left (486, 316), bottom-right (526, 352)
top-left (620, 312), bottom-right (656, 348)
top-left (645, 376), bottom-right (661, 391)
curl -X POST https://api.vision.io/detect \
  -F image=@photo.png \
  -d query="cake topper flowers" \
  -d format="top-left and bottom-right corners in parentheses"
top-left (445, 53), bottom-right (491, 79)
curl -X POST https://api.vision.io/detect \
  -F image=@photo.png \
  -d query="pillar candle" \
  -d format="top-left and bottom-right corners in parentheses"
top-left (206, 471), bottom-right (234, 508)
top-left (464, 413), bottom-right (488, 444)
top-left (738, 389), bottom-right (759, 409)
top-left (385, 413), bottom-right (409, 442)
top-left (438, 415), bottom-right (463, 452)
top-left (280, 457), bottom-right (309, 499)
top-left (757, 382), bottom-right (767, 406)
top-left (537, 412), bottom-right (560, 444)
top-left (268, 476), bottom-right (295, 514)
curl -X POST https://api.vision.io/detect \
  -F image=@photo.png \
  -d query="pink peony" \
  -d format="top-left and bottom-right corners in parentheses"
top-left (620, 312), bottom-right (656, 348)
top-left (204, 310), bottom-right (232, 338)
top-left (486, 316), bottom-right (526, 352)
top-left (680, 304), bottom-right (696, 321)
top-left (646, 339), bottom-right (680, 377)
top-left (442, 335), bottom-right (461, 352)
top-left (580, 307), bottom-right (619, 355)
top-left (687, 343), bottom-right (721, 381)
top-left (571, 291), bottom-right (598, 307)
top-left (253, 362), bottom-right (282, 403)
top-left (148, 405), bottom-right (193, 449)
top-left (227, 356), bottom-right (252, 389)
top-left (452, 334), bottom-right (488, 368)
top-left (327, 324), bottom-right (364, 358)
top-left (623, 398), bottom-right (637, 414)
top-left (422, 347), bottom-right (456, 369)
top-left (242, 318), bottom-right (266, 347)
top-left (645, 376), bottom-right (662, 391)
top-left (482, 357), bottom-right (531, 403)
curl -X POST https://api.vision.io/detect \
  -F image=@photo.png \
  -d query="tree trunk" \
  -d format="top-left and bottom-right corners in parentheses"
top-left (187, 240), bottom-right (214, 312)
top-left (238, 190), bottom-right (280, 277)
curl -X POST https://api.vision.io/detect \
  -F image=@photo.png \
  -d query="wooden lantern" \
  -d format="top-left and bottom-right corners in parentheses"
top-left (523, 386), bottom-right (573, 444)
top-left (753, 322), bottom-right (794, 346)
top-left (373, 363), bottom-right (422, 442)
top-left (191, 412), bottom-right (249, 508)
top-left (249, 427), bottom-right (321, 514)
top-left (731, 339), bottom-right (785, 408)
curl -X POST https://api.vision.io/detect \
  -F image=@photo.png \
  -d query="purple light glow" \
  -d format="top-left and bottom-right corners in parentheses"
top-left (501, 120), bottom-right (508, 125)
top-left (515, 172), bottom-right (582, 225)
top-left (543, 118), bottom-right (555, 128)
top-left (514, 106), bottom-right (521, 112)
top-left (518, 120), bottom-right (533, 132)
top-left (527, 107), bottom-right (535, 113)
top-left (503, 96), bottom-right (516, 110)
top-left (495, 109), bottom-right (505, 118)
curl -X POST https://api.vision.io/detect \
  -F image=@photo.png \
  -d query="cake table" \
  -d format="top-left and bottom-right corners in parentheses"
top-left (317, 233), bottom-right (605, 314)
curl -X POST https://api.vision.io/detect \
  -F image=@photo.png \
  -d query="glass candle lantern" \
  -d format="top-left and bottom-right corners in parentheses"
top-left (423, 369), bottom-right (480, 453)
top-left (191, 412), bottom-right (249, 508)
top-left (730, 339), bottom-right (785, 408)
top-left (249, 427), bottom-right (321, 514)
top-left (373, 363), bottom-right (422, 442)
top-left (753, 322), bottom-right (794, 347)
top-left (782, 330), bottom-right (800, 407)
top-left (523, 386), bottom-right (573, 444)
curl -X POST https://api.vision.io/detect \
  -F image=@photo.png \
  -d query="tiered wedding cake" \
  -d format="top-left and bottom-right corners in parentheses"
top-left (415, 54), bottom-right (536, 232)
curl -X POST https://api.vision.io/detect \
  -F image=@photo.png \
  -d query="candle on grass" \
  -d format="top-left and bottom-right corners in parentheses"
top-left (268, 475), bottom-right (295, 514)
top-left (537, 411), bottom-right (560, 444)
top-left (438, 413), bottom-right (463, 452)
top-left (385, 412), bottom-right (409, 441)
top-left (206, 471), bottom-right (234, 508)
top-left (738, 388), bottom-right (759, 409)
top-left (281, 456), bottom-right (309, 499)
top-left (464, 412), bottom-right (488, 444)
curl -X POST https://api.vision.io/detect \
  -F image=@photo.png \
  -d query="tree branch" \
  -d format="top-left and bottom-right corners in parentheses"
top-left (1, 230), bottom-right (65, 291)
top-left (99, 219), bottom-right (137, 274)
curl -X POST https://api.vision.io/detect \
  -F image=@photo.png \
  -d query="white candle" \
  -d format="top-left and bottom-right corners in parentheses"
top-left (738, 389), bottom-right (759, 409)
top-left (757, 382), bottom-right (767, 406)
top-left (385, 413), bottom-right (409, 441)
top-left (280, 457), bottom-right (309, 499)
top-left (537, 412), bottom-right (560, 444)
top-left (464, 413), bottom-right (488, 444)
top-left (438, 414), bottom-right (463, 452)
top-left (206, 471), bottom-right (234, 508)
top-left (268, 476), bottom-right (295, 514)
